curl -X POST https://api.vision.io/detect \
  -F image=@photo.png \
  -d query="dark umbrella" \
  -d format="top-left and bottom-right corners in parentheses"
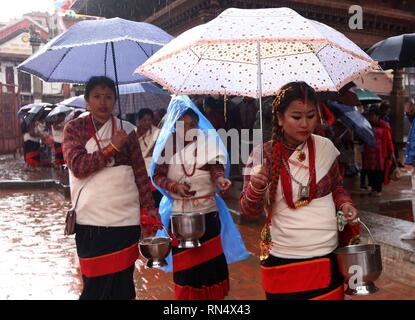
top-left (367, 33), bottom-right (415, 69)
top-left (17, 103), bottom-right (46, 118)
top-left (327, 100), bottom-right (375, 147)
top-left (23, 103), bottom-right (53, 125)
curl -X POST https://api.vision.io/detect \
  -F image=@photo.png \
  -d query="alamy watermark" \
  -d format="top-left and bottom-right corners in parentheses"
top-left (349, 5), bottom-right (363, 30)
top-left (155, 120), bottom-right (263, 169)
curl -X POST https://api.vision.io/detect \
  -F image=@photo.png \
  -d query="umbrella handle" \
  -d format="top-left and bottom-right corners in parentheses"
top-left (111, 41), bottom-right (123, 130)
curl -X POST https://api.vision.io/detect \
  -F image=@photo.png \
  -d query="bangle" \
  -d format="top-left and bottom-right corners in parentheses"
top-left (110, 142), bottom-right (120, 152)
top-left (244, 191), bottom-right (257, 203)
top-left (249, 181), bottom-right (268, 194)
top-left (101, 144), bottom-right (116, 158)
top-left (245, 187), bottom-right (264, 202)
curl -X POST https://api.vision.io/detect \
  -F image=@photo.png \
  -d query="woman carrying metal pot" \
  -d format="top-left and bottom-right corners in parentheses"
top-left (151, 95), bottom-right (248, 300)
top-left (62, 76), bottom-right (161, 300)
top-left (240, 81), bottom-right (360, 300)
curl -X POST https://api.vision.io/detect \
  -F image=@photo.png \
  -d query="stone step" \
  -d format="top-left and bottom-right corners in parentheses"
top-left (359, 210), bottom-right (415, 288)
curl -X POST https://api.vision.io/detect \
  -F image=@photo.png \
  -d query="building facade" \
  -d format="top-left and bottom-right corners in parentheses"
top-left (0, 14), bottom-right (65, 105)
top-left (71, 0), bottom-right (415, 49)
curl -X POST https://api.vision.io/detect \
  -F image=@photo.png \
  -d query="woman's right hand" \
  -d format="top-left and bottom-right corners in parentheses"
top-left (111, 129), bottom-right (128, 150)
top-left (175, 183), bottom-right (195, 198)
top-left (250, 162), bottom-right (269, 190)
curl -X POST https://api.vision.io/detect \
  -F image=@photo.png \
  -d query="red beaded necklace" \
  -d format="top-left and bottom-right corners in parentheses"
top-left (179, 145), bottom-right (198, 177)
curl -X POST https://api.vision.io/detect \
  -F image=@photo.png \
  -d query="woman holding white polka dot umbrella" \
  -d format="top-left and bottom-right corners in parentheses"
top-left (137, 7), bottom-right (380, 300)
top-left (137, 7), bottom-right (380, 158)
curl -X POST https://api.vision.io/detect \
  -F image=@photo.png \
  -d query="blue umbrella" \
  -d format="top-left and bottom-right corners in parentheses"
top-left (18, 18), bottom-right (173, 123)
top-left (118, 82), bottom-right (171, 113)
top-left (327, 100), bottom-right (375, 147)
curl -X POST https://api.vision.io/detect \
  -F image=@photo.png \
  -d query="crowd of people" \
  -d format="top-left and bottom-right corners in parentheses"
top-left (16, 74), bottom-right (415, 300)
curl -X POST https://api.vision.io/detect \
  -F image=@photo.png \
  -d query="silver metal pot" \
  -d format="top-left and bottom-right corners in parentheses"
top-left (139, 236), bottom-right (172, 268)
top-left (171, 212), bottom-right (206, 248)
top-left (334, 218), bottom-right (382, 295)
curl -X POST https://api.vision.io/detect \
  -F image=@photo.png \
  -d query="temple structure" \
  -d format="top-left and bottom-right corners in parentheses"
top-left (70, 0), bottom-right (415, 49)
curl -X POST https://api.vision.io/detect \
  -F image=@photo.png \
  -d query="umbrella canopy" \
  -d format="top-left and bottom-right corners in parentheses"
top-left (118, 82), bottom-right (171, 113)
top-left (59, 95), bottom-right (86, 109)
top-left (24, 103), bottom-right (54, 125)
top-left (367, 33), bottom-right (415, 69)
top-left (137, 7), bottom-right (380, 97)
top-left (45, 105), bottom-right (73, 122)
top-left (17, 104), bottom-right (38, 117)
top-left (353, 88), bottom-right (382, 104)
top-left (18, 17), bottom-right (174, 84)
top-left (353, 71), bottom-right (393, 95)
top-left (327, 100), bottom-right (375, 147)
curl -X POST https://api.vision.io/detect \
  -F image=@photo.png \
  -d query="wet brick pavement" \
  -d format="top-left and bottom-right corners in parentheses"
top-left (1, 155), bottom-right (415, 300)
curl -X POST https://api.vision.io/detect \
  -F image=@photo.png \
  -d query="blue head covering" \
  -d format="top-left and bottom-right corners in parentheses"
top-left (150, 95), bottom-right (249, 272)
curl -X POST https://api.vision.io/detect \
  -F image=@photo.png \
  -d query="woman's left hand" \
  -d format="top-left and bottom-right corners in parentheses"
top-left (341, 203), bottom-right (359, 222)
top-left (215, 177), bottom-right (232, 191)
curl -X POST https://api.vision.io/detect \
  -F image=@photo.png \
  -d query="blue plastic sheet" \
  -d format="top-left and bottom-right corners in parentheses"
top-left (150, 95), bottom-right (249, 272)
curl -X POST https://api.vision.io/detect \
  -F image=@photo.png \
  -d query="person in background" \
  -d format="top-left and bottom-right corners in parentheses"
top-left (361, 106), bottom-right (394, 196)
top-left (52, 113), bottom-right (66, 167)
top-left (203, 96), bottom-right (226, 131)
top-left (379, 101), bottom-right (391, 125)
top-left (136, 108), bottom-right (162, 207)
top-left (402, 99), bottom-right (415, 240)
top-left (22, 119), bottom-right (42, 169)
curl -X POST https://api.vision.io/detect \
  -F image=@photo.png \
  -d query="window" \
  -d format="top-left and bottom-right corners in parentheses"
top-left (18, 71), bottom-right (31, 93)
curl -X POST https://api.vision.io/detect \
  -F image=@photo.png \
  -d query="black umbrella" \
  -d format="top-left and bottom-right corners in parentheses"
top-left (367, 33), bottom-right (415, 69)
top-left (327, 100), bottom-right (375, 147)
top-left (24, 103), bottom-right (53, 126)
top-left (17, 103), bottom-right (46, 118)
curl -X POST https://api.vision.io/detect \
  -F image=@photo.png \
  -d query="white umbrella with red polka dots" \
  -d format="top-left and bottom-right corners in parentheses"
top-left (137, 7), bottom-right (380, 160)
top-left (137, 7), bottom-right (380, 98)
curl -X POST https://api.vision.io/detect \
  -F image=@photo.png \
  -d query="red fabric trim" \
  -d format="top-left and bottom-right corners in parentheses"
top-left (173, 236), bottom-right (223, 273)
top-left (150, 181), bottom-right (157, 191)
top-left (53, 146), bottom-right (63, 155)
top-left (280, 136), bottom-right (316, 209)
top-left (174, 279), bottom-right (230, 300)
top-left (26, 150), bottom-right (40, 167)
top-left (311, 285), bottom-right (344, 300)
top-left (79, 243), bottom-right (139, 278)
top-left (261, 258), bottom-right (331, 294)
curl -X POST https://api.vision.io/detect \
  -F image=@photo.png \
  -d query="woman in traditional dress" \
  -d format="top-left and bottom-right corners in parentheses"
top-left (62, 76), bottom-right (161, 300)
top-left (362, 106), bottom-right (394, 196)
top-left (22, 119), bottom-right (41, 168)
top-left (136, 108), bottom-right (162, 206)
top-left (151, 95), bottom-right (248, 300)
top-left (240, 81), bottom-right (360, 300)
top-left (52, 113), bottom-right (66, 166)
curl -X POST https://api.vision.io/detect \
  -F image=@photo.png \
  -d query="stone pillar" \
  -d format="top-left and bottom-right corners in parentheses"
top-left (389, 68), bottom-right (405, 161)
top-left (29, 24), bottom-right (43, 103)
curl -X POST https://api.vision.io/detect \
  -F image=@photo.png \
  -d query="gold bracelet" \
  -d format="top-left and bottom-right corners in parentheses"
top-left (244, 192), bottom-right (257, 202)
top-left (110, 142), bottom-right (120, 152)
top-left (249, 181), bottom-right (268, 194)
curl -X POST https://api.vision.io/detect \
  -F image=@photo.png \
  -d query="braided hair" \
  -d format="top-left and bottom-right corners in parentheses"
top-left (268, 81), bottom-right (318, 205)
